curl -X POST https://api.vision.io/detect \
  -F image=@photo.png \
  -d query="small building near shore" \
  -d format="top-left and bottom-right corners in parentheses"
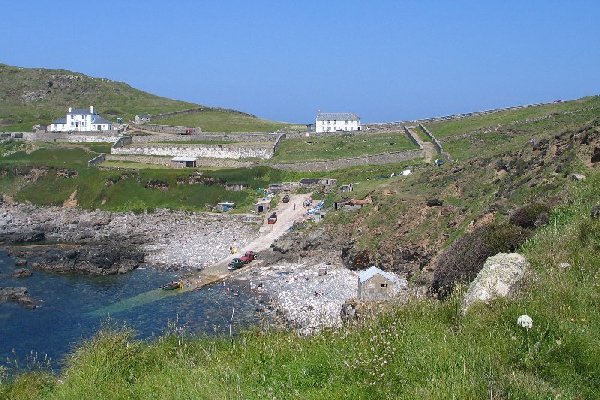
top-left (255, 198), bottom-right (271, 213)
top-left (299, 178), bottom-right (337, 187)
top-left (358, 266), bottom-right (399, 301)
top-left (171, 156), bottom-right (197, 168)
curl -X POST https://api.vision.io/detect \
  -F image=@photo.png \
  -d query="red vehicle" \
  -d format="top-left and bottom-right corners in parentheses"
top-left (239, 251), bottom-right (257, 264)
top-left (267, 212), bottom-right (277, 224)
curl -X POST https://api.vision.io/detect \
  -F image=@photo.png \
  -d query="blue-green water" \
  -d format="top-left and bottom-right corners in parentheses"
top-left (0, 251), bottom-right (267, 373)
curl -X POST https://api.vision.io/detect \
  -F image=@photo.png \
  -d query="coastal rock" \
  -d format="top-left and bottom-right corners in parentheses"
top-left (0, 287), bottom-right (37, 309)
top-left (12, 268), bottom-right (32, 278)
top-left (462, 253), bottom-right (529, 313)
top-left (14, 258), bottom-right (28, 266)
top-left (591, 204), bottom-right (600, 220)
top-left (0, 230), bottom-right (45, 243)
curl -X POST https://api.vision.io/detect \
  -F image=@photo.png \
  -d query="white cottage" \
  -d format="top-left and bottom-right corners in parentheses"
top-left (358, 266), bottom-right (401, 301)
top-left (49, 106), bottom-right (113, 132)
top-left (315, 112), bottom-right (360, 133)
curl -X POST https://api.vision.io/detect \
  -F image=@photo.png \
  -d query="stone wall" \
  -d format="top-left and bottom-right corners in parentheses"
top-left (418, 124), bottom-right (452, 161)
top-left (105, 154), bottom-right (257, 168)
top-left (113, 135), bottom-right (133, 148)
top-left (403, 126), bottom-right (422, 148)
top-left (131, 124), bottom-right (199, 134)
top-left (111, 143), bottom-right (274, 159)
top-left (20, 131), bottom-right (122, 143)
top-left (269, 149), bottom-right (424, 172)
top-left (130, 132), bottom-right (280, 144)
top-left (87, 154), bottom-right (106, 167)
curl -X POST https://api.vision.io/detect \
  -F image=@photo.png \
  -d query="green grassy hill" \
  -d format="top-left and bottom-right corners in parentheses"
top-left (0, 64), bottom-right (291, 132)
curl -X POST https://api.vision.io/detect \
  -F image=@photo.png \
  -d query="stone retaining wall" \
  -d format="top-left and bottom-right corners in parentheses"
top-left (269, 149), bottom-right (424, 172)
top-left (131, 124), bottom-right (200, 135)
top-left (20, 132), bottom-right (122, 143)
top-left (130, 132), bottom-right (280, 144)
top-left (111, 143), bottom-right (274, 159)
top-left (113, 135), bottom-right (133, 148)
top-left (87, 154), bottom-right (106, 167)
top-left (105, 154), bottom-right (257, 168)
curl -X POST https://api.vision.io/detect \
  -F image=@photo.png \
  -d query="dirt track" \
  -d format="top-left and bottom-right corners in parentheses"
top-left (182, 194), bottom-right (312, 288)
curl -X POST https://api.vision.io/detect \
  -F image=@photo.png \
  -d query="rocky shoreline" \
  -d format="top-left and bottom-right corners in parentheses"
top-left (0, 203), bottom-right (260, 275)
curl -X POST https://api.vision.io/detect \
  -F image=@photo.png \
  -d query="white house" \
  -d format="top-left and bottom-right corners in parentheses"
top-left (49, 106), bottom-right (113, 132)
top-left (358, 266), bottom-right (405, 301)
top-left (315, 112), bottom-right (360, 133)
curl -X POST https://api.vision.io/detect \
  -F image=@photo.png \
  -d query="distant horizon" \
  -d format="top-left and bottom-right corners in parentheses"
top-left (2, 1), bottom-right (599, 123)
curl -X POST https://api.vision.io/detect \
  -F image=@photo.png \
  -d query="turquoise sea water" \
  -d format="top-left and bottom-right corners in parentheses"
top-left (0, 251), bottom-right (267, 373)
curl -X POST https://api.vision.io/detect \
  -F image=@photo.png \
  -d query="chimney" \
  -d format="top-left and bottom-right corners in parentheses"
top-left (68, 107), bottom-right (72, 112)
top-left (90, 105), bottom-right (94, 114)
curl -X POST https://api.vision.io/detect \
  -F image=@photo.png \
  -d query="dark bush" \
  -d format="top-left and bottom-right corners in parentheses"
top-left (509, 203), bottom-right (550, 229)
top-left (430, 223), bottom-right (528, 300)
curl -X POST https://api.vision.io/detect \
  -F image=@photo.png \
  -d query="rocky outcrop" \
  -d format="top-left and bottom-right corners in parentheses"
top-left (0, 287), bottom-right (37, 309)
top-left (8, 242), bottom-right (145, 276)
top-left (462, 253), bottom-right (529, 313)
top-left (12, 268), bottom-right (32, 278)
top-left (0, 203), bottom-right (259, 273)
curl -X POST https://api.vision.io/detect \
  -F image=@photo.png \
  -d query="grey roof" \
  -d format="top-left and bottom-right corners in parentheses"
top-left (316, 112), bottom-right (360, 121)
top-left (91, 116), bottom-right (112, 125)
top-left (68, 108), bottom-right (94, 115)
top-left (52, 117), bottom-right (67, 124)
top-left (358, 266), bottom-right (398, 283)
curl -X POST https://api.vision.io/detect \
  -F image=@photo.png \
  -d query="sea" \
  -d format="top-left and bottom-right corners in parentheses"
top-left (0, 250), bottom-right (268, 374)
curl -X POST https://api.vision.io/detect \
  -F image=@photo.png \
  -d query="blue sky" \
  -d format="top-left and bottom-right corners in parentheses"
top-left (1, 1), bottom-right (599, 123)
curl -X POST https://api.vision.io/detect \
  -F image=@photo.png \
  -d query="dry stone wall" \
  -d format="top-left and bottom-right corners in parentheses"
top-left (130, 132), bottom-right (280, 144)
top-left (111, 143), bottom-right (274, 159)
top-left (105, 154), bottom-right (257, 168)
top-left (20, 132), bottom-right (122, 143)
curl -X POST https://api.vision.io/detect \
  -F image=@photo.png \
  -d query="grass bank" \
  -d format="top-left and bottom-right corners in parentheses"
top-left (272, 131), bottom-right (418, 163)
top-left (150, 109), bottom-right (297, 133)
top-left (3, 172), bottom-right (599, 399)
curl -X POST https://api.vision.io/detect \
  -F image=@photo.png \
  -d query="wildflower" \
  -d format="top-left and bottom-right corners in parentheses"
top-left (517, 315), bottom-right (533, 330)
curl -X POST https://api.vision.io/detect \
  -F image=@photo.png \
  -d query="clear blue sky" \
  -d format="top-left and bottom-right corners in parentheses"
top-left (1, 1), bottom-right (599, 123)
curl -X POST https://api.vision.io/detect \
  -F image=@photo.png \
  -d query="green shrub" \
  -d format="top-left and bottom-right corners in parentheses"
top-left (430, 223), bottom-right (528, 299)
top-left (509, 203), bottom-right (550, 229)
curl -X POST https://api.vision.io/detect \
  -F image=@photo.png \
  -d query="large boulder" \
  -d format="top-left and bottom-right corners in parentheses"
top-left (462, 253), bottom-right (529, 313)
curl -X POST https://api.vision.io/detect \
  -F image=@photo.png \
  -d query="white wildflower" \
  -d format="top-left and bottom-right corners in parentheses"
top-left (517, 314), bottom-right (533, 330)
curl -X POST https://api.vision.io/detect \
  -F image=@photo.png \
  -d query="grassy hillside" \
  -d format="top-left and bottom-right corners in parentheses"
top-left (3, 171), bottom-right (599, 399)
top-left (271, 131), bottom-right (418, 162)
top-left (0, 64), bottom-right (291, 132)
top-left (150, 109), bottom-right (299, 133)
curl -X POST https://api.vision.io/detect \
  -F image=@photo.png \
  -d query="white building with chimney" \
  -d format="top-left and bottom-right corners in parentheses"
top-left (49, 106), bottom-right (113, 132)
top-left (315, 112), bottom-right (360, 133)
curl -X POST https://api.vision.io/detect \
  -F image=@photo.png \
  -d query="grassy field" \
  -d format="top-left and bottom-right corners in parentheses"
top-left (426, 96), bottom-right (600, 162)
top-left (272, 131), bottom-right (418, 163)
top-left (0, 141), bottom-right (422, 213)
top-left (3, 171), bottom-right (599, 399)
top-left (150, 109), bottom-right (299, 133)
top-left (425, 97), bottom-right (599, 140)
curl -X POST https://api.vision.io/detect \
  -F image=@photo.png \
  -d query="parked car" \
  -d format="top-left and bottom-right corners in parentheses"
top-left (228, 258), bottom-right (245, 270)
top-left (268, 212), bottom-right (277, 224)
top-left (239, 251), bottom-right (257, 264)
top-left (282, 194), bottom-right (290, 203)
